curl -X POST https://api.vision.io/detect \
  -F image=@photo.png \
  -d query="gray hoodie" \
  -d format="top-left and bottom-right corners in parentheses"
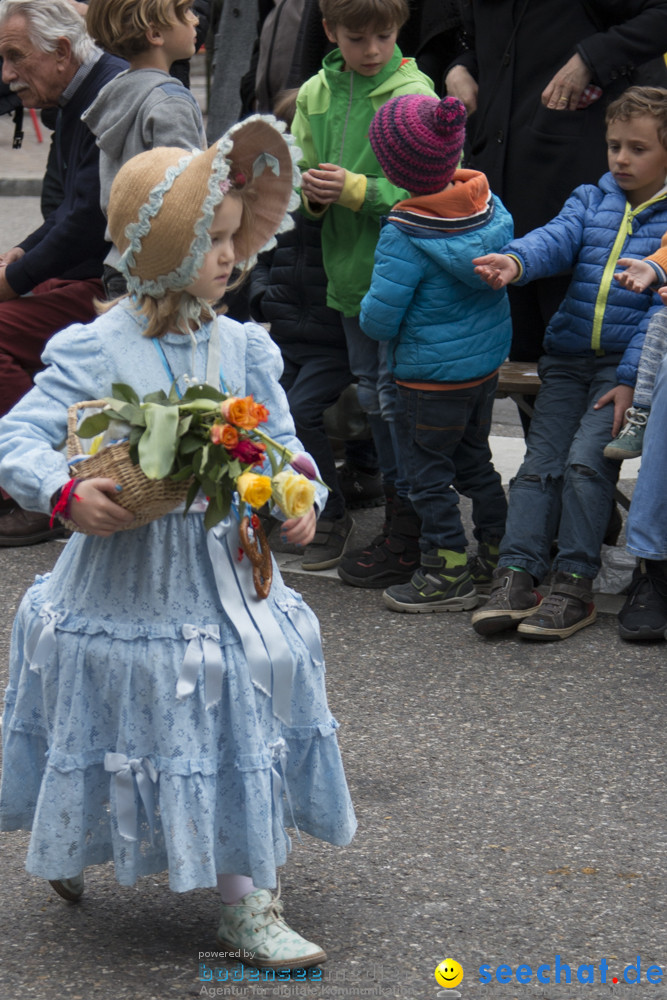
top-left (82, 68), bottom-right (207, 266)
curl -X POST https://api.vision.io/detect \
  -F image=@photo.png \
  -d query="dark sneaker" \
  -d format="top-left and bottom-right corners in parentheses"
top-left (383, 553), bottom-right (478, 613)
top-left (467, 539), bottom-right (500, 594)
top-left (471, 567), bottom-right (541, 635)
top-left (337, 463), bottom-right (384, 509)
top-left (0, 507), bottom-right (69, 547)
top-left (339, 487), bottom-right (395, 569)
top-left (337, 495), bottom-right (420, 588)
top-left (603, 407), bottom-right (647, 460)
top-left (337, 535), bottom-right (420, 588)
top-left (301, 512), bottom-right (355, 571)
top-left (618, 561), bottom-right (667, 641)
top-left (518, 571), bottom-right (596, 640)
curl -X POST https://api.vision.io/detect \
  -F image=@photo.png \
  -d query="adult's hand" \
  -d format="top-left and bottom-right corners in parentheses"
top-left (0, 267), bottom-right (19, 302)
top-left (541, 53), bottom-right (592, 110)
top-left (0, 246), bottom-right (25, 268)
top-left (445, 65), bottom-right (479, 115)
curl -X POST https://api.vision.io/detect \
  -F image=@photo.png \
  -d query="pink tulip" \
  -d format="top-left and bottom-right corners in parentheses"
top-left (290, 452), bottom-right (317, 480)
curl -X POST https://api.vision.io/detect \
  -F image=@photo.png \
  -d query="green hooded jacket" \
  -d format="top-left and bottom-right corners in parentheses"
top-left (291, 46), bottom-right (436, 316)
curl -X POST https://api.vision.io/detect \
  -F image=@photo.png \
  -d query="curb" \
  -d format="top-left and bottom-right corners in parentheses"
top-left (0, 178), bottom-right (43, 196)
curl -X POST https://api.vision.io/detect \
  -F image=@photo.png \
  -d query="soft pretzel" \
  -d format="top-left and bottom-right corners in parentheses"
top-left (239, 514), bottom-right (273, 599)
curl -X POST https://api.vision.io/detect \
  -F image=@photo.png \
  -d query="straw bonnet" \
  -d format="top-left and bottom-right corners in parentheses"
top-left (108, 114), bottom-right (300, 298)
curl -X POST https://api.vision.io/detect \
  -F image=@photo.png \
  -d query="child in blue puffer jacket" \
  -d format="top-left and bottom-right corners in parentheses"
top-left (356, 94), bottom-right (514, 614)
top-left (472, 85), bottom-right (667, 642)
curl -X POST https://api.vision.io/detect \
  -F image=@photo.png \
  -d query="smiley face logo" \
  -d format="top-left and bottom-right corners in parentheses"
top-left (435, 959), bottom-right (464, 989)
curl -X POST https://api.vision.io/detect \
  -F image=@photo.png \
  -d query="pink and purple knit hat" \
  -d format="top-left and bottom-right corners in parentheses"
top-left (369, 94), bottom-right (467, 196)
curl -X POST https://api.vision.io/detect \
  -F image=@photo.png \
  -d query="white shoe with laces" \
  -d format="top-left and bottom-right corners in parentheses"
top-left (217, 885), bottom-right (326, 970)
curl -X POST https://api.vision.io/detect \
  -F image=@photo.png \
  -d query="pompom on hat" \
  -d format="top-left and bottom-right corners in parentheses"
top-left (107, 114), bottom-right (300, 300)
top-left (369, 94), bottom-right (467, 196)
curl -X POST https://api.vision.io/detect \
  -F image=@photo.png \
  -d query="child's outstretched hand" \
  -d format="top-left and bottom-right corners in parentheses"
top-left (67, 478), bottom-right (135, 535)
top-left (473, 254), bottom-right (519, 289)
top-left (614, 258), bottom-right (657, 293)
top-left (281, 507), bottom-right (316, 548)
top-left (301, 164), bottom-right (346, 205)
top-left (594, 384), bottom-right (634, 438)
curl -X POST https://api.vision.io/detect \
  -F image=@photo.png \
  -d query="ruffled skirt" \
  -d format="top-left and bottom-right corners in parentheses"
top-left (0, 512), bottom-right (356, 891)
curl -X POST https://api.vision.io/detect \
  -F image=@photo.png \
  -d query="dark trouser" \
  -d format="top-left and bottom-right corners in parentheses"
top-left (395, 375), bottom-right (507, 553)
top-left (280, 345), bottom-right (355, 520)
top-left (0, 277), bottom-right (103, 417)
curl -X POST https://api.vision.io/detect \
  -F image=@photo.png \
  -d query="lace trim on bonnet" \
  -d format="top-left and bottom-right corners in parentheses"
top-left (118, 114), bottom-right (302, 332)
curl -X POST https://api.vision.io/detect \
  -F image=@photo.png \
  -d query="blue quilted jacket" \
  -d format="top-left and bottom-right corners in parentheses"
top-left (504, 172), bottom-right (667, 386)
top-left (360, 170), bottom-right (513, 382)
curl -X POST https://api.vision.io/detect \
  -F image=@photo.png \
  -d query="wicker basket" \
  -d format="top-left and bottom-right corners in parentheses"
top-left (61, 400), bottom-right (193, 532)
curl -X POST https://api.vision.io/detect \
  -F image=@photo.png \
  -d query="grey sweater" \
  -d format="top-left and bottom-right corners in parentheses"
top-left (82, 68), bottom-right (207, 266)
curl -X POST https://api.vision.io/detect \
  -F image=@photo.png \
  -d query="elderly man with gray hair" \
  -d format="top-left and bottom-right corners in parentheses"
top-left (0, 0), bottom-right (124, 545)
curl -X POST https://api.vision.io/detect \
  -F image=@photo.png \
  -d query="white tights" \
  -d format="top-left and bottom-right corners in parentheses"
top-left (217, 874), bottom-right (256, 904)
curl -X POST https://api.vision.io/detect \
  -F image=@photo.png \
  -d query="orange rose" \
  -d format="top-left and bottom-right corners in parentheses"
top-left (224, 396), bottom-right (259, 429)
top-left (220, 424), bottom-right (239, 448)
top-left (251, 401), bottom-right (269, 424)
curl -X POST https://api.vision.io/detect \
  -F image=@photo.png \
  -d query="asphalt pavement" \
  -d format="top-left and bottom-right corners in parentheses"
top-left (0, 76), bottom-right (665, 1000)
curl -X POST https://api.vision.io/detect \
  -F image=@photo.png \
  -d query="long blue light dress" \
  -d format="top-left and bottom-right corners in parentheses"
top-left (0, 301), bottom-right (356, 892)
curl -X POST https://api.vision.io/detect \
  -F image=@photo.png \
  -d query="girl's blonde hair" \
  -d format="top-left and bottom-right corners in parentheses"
top-left (98, 188), bottom-right (258, 339)
top-left (86, 0), bottom-right (194, 59)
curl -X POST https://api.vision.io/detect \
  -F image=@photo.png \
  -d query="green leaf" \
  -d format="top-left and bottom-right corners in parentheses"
top-left (106, 401), bottom-right (146, 426)
top-left (137, 402), bottom-right (180, 479)
top-left (184, 478), bottom-right (200, 512)
top-left (111, 383), bottom-right (140, 405)
top-left (178, 414), bottom-right (193, 436)
top-left (180, 384), bottom-right (225, 404)
top-left (77, 412), bottom-right (111, 437)
top-left (143, 389), bottom-right (170, 406)
top-left (170, 464), bottom-right (193, 482)
top-left (179, 433), bottom-right (204, 456)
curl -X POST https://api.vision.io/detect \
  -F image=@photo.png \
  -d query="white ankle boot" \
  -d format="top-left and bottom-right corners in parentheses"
top-left (217, 887), bottom-right (326, 970)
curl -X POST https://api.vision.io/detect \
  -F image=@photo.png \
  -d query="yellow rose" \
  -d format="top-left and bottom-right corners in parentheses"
top-left (237, 472), bottom-right (273, 509)
top-left (271, 470), bottom-right (316, 518)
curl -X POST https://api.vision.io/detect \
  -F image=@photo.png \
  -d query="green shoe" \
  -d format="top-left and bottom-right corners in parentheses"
top-left (49, 873), bottom-right (84, 902)
top-left (217, 888), bottom-right (326, 970)
top-left (383, 550), bottom-right (478, 613)
top-left (603, 407), bottom-right (647, 460)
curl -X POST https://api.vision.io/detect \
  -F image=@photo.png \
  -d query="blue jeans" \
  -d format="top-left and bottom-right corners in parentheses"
top-left (340, 314), bottom-right (399, 485)
top-left (499, 353), bottom-right (622, 581)
top-left (280, 346), bottom-right (353, 520)
top-left (626, 351), bottom-right (667, 559)
top-left (395, 376), bottom-right (507, 552)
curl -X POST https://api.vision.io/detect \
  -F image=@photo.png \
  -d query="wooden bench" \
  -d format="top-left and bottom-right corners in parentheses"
top-left (495, 361), bottom-right (632, 512)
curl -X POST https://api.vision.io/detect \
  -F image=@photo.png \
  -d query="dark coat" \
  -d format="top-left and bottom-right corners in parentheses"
top-left (249, 215), bottom-right (346, 352)
top-left (8, 52), bottom-right (125, 295)
top-left (452, 0), bottom-right (667, 236)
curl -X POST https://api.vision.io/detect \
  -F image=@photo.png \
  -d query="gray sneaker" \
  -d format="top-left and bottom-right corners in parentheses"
top-left (471, 567), bottom-right (542, 635)
top-left (518, 571), bottom-right (596, 640)
top-left (301, 512), bottom-right (354, 570)
top-left (603, 407), bottom-right (648, 460)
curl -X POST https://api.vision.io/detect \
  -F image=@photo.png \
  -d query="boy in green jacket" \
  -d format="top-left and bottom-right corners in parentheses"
top-left (291, 0), bottom-right (437, 584)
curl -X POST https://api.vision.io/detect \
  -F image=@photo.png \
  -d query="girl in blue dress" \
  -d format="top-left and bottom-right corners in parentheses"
top-left (0, 115), bottom-right (356, 971)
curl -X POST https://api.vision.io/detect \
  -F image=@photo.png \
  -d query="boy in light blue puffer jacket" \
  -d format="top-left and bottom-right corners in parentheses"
top-left (354, 94), bottom-right (514, 614)
top-left (472, 85), bottom-right (667, 642)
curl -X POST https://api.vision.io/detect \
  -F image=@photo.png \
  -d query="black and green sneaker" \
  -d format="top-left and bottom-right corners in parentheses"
top-left (467, 539), bottom-right (501, 594)
top-left (382, 549), bottom-right (479, 614)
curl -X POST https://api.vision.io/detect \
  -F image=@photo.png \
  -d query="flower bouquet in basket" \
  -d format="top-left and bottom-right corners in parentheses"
top-left (67, 382), bottom-right (324, 595)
